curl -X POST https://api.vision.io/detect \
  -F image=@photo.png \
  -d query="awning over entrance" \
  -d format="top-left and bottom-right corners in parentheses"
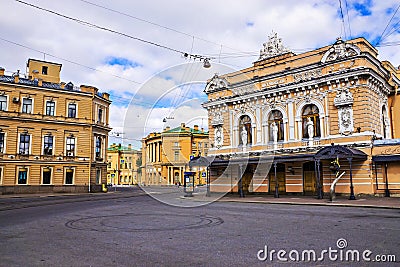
top-left (314, 144), bottom-right (368, 160)
top-left (372, 155), bottom-right (400, 162)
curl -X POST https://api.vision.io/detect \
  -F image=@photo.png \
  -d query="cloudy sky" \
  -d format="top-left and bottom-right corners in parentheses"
top-left (2, 0), bottom-right (400, 149)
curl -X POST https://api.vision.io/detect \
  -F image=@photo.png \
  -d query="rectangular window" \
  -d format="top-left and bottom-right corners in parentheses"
top-left (95, 137), bottom-right (102, 159)
top-left (43, 135), bottom-right (53, 155)
top-left (19, 134), bottom-right (30, 155)
top-left (98, 108), bottom-right (103, 123)
top-left (68, 103), bottom-right (76, 118)
top-left (18, 167), bottom-right (28, 184)
top-left (42, 66), bottom-right (48, 75)
top-left (128, 163), bottom-right (132, 169)
top-left (42, 167), bottom-right (51, 184)
top-left (174, 151), bottom-right (179, 161)
top-left (96, 169), bottom-right (101, 184)
top-left (174, 142), bottom-right (179, 147)
top-left (0, 167), bottom-right (3, 184)
top-left (45, 100), bottom-right (55, 116)
top-left (66, 136), bottom-right (75, 156)
top-left (65, 169), bottom-right (74, 184)
top-left (22, 98), bottom-right (32, 114)
top-left (0, 95), bottom-right (7, 111)
top-left (0, 132), bottom-right (4, 153)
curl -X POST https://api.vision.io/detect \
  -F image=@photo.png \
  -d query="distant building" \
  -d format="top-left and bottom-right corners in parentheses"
top-left (203, 34), bottom-right (400, 197)
top-left (142, 123), bottom-right (209, 185)
top-left (0, 58), bottom-right (111, 194)
top-left (107, 143), bottom-right (142, 185)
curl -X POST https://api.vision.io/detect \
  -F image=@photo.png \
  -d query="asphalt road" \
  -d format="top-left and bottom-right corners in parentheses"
top-left (0, 187), bottom-right (399, 266)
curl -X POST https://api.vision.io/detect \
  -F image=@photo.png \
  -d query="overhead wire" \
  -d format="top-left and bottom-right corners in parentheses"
top-left (376, 2), bottom-right (400, 45)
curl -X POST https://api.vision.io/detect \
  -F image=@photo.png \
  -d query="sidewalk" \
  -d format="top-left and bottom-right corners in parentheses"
top-left (215, 194), bottom-right (400, 209)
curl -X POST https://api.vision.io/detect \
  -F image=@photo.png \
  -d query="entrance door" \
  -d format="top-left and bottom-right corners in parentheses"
top-left (303, 162), bottom-right (322, 194)
top-left (242, 166), bottom-right (253, 193)
top-left (269, 163), bottom-right (286, 194)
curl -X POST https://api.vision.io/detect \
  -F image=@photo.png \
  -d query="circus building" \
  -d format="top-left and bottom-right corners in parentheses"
top-left (202, 32), bottom-right (400, 198)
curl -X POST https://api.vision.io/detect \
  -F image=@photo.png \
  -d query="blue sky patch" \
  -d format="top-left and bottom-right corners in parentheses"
top-left (246, 21), bottom-right (254, 27)
top-left (105, 57), bottom-right (142, 69)
top-left (353, 1), bottom-right (372, 16)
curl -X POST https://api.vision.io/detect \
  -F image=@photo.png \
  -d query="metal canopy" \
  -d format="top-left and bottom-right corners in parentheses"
top-left (189, 156), bottom-right (211, 167)
top-left (372, 155), bottom-right (400, 162)
top-left (314, 144), bottom-right (367, 160)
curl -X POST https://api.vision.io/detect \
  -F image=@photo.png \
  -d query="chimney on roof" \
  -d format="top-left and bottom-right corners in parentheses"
top-left (201, 128), bottom-right (204, 133)
top-left (194, 125), bottom-right (199, 131)
top-left (0, 67), bottom-right (4, 76)
top-left (128, 144), bottom-right (132, 149)
top-left (181, 123), bottom-right (185, 128)
top-left (164, 126), bottom-right (170, 131)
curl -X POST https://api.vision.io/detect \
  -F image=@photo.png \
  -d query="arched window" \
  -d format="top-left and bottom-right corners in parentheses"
top-left (268, 110), bottom-right (284, 142)
top-left (302, 104), bottom-right (321, 138)
top-left (239, 115), bottom-right (252, 145)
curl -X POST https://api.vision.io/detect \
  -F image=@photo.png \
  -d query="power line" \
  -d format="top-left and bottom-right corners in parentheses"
top-left (338, 0), bottom-right (347, 39)
top-left (376, 2), bottom-right (400, 45)
top-left (344, 0), bottom-right (352, 38)
top-left (79, 0), bottom-right (245, 54)
top-left (0, 36), bottom-right (143, 85)
top-left (14, 0), bottom-right (210, 62)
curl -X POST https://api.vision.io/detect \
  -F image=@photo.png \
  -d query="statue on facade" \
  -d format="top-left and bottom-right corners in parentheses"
top-left (259, 31), bottom-right (290, 60)
top-left (241, 126), bottom-right (248, 146)
top-left (306, 117), bottom-right (314, 139)
top-left (271, 122), bottom-right (278, 143)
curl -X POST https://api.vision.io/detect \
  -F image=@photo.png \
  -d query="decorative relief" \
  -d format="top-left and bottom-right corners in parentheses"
top-left (214, 126), bottom-right (224, 149)
top-left (381, 146), bottom-right (400, 155)
top-left (211, 111), bottom-right (224, 126)
top-left (231, 84), bottom-right (257, 96)
top-left (259, 31), bottom-right (290, 60)
top-left (205, 74), bottom-right (229, 93)
top-left (262, 78), bottom-right (285, 88)
top-left (293, 68), bottom-right (322, 83)
top-left (338, 106), bottom-right (354, 135)
top-left (334, 87), bottom-right (354, 107)
top-left (321, 37), bottom-right (360, 63)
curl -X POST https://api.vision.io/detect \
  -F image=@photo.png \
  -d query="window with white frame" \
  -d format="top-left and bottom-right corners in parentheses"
top-left (0, 95), bottom-right (7, 111)
top-left (96, 168), bottom-right (101, 184)
top-left (43, 135), bottom-right (54, 155)
top-left (0, 167), bottom-right (3, 184)
top-left (68, 103), bottom-right (77, 118)
top-left (66, 136), bottom-right (75, 156)
top-left (45, 100), bottom-right (55, 116)
top-left (19, 133), bottom-right (30, 155)
top-left (17, 167), bottom-right (28, 184)
top-left (65, 168), bottom-right (74, 184)
top-left (42, 167), bottom-right (52, 184)
top-left (98, 108), bottom-right (103, 123)
top-left (95, 136), bottom-right (102, 159)
top-left (22, 98), bottom-right (33, 114)
top-left (0, 132), bottom-right (4, 153)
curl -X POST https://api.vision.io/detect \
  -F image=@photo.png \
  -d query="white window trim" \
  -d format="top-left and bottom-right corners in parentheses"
top-left (64, 167), bottom-right (75, 185)
top-left (94, 135), bottom-right (104, 159)
top-left (17, 132), bottom-right (31, 155)
top-left (0, 131), bottom-right (6, 154)
top-left (96, 168), bottom-right (101, 184)
top-left (17, 166), bottom-right (29, 185)
top-left (42, 135), bottom-right (55, 156)
top-left (21, 97), bottom-right (34, 114)
top-left (41, 166), bottom-right (53, 185)
top-left (67, 101), bottom-right (78, 118)
top-left (0, 166), bottom-right (3, 185)
top-left (44, 99), bottom-right (57, 116)
top-left (65, 136), bottom-right (76, 157)
top-left (0, 94), bottom-right (9, 111)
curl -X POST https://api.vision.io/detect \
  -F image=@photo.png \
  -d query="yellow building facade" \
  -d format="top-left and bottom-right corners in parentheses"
top-left (203, 34), bottom-right (400, 198)
top-left (107, 143), bottom-right (142, 185)
top-left (142, 123), bottom-right (209, 186)
top-left (0, 59), bottom-right (111, 194)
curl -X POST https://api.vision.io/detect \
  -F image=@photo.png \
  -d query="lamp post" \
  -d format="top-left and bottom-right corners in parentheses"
top-left (348, 158), bottom-right (356, 200)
